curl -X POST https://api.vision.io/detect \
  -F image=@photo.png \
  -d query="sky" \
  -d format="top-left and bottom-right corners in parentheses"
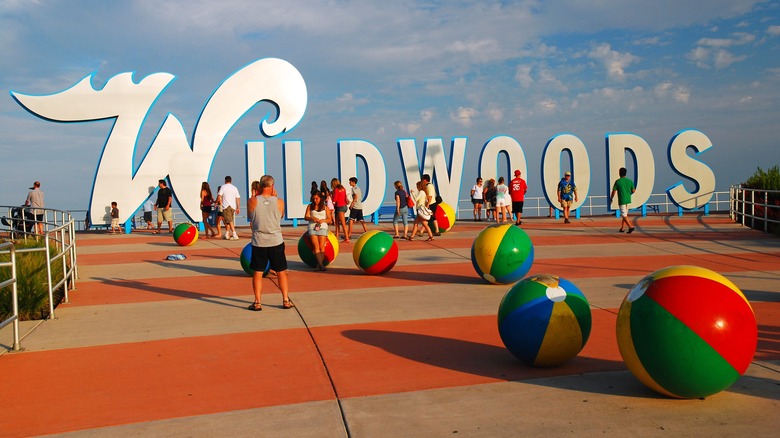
top-left (1, 0), bottom-right (779, 212)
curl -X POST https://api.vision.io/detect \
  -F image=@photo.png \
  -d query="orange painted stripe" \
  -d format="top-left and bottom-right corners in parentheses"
top-left (0, 329), bottom-right (334, 437)
top-left (312, 310), bottom-right (624, 398)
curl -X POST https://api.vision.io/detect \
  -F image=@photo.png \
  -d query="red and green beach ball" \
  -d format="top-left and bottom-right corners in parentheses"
top-left (616, 265), bottom-right (758, 398)
top-left (471, 223), bottom-right (534, 284)
top-left (173, 223), bottom-right (198, 246)
top-left (352, 230), bottom-right (398, 274)
top-left (297, 231), bottom-right (340, 268)
top-left (239, 243), bottom-right (271, 277)
top-left (433, 202), bottom-right (456, 232)
top-left (498, 274), bottom-right (592, 367)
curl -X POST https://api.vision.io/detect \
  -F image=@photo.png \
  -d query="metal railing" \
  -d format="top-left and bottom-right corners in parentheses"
top-left (451, 191), bottom-right (731, 220)
top-left (0, 241), bottom-right (20, 351)
top-left (0, 206), bottom-right (79, 320)
top-left (730, 186), bottom-right (780, 233)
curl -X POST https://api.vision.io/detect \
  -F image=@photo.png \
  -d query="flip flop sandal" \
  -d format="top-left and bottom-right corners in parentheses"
top-left (248, 303), bottom-right (262, 311)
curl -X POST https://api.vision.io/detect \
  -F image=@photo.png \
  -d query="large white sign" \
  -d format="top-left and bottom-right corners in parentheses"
top-left (11, 58), bottom-right (716, 226)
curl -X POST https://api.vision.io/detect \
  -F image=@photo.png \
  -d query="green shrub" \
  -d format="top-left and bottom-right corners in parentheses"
top-left (0, 239), bottom-right (65, 321)
top-left (741, 165), bottom-right (780, 234)
top-left (743, 165), bottom-right (780, 190)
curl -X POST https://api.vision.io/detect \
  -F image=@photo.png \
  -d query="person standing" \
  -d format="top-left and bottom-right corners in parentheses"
top-left (153, 179), bottom-right (173, 234)
top-left (25, 181), bottom-right (45, 235)
top-left (610, 167), bottom-right (636, 234)
top-left (218, 176), bottom-right (241, 240)
top-left (557, 171), bottom-right (578, 224)
top-left (142, 196), bottom-right (155, 229)
top-left (320, 180), bottom-right (334, 225)
top-left (200, 182), bottom-right (217, 238)
top-left (495, 176), bottom-right (510, 223)
top-left (247, 176), bottom-right (292, 311)
top-left (483, 179), bottom-right (496, 222)
top-left (470, 177), bottom-right (484, 221)
top-left (331, 178), bottom-right (349, 242)
top-left (392, 180), bottom-right (410, 239)
top-left (408, 180), bottom-right (435, 241)
top-left (346, 177), bottom-right (368, 241)
top-left (509, 170), bottom-right (528, 226)
top-left (422, 174), bottom-right (441, 235)
top-left (109, 202), bottom-right (120, 234)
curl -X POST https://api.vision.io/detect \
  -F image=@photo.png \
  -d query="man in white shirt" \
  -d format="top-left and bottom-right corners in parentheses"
top-left (217, 176), bottom-right (241, 240)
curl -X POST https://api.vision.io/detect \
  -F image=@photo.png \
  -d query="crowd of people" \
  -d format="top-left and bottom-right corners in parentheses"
top-left (14, 168), bottom-right (636, 314)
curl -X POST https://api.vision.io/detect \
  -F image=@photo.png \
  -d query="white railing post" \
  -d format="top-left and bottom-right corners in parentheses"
top-left (0, 241), bottom-right (21, 351)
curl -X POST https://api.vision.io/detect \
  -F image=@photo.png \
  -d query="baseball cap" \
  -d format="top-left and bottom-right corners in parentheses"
top-left (514, 170), bottom-right (521, 176)
top-left (564, 171), bottom-right (571, 176)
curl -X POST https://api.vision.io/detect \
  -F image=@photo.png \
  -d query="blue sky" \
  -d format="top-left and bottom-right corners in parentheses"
top-left (2, 0), bottom-right (779, 211)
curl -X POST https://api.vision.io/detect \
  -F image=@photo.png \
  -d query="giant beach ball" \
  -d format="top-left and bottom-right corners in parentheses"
top-left (498, 274), bottom-right (592, 367)
top-left (433, 202), bottom-right (457, 232)
top-left (616, 265), bottom-right (758, 398)
top-left (352, 230), bottom-right (398, 274)
top-left (239, 243), bottom-right (270, 277)
top-left (471, 223), bottom-right (534, 284)
top-left (173, 223), bottom-right (198, 246)
top-left (298, 231), bottom-right (340, 268)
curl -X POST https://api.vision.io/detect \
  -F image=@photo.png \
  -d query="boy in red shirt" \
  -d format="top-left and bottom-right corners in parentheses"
top-left (509, 170), bottom-right (528, 226)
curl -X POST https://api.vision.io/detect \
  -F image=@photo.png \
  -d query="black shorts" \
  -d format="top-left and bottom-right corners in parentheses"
top-left (512, 201), bottom-right (525, 213)
top-left (429, 203), bottom-right (439, 215)
top-left (349, 208), bottom-right (364, 221)
top-left (251, 243), bottom-right (287, 273)
top-left (471, 198), bottom-right (483, 205)
top-left (143, 211), bottom-right (152, 223)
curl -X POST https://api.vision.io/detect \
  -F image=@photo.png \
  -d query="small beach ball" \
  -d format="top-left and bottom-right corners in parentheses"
top-left (433, 202), bottom-right (457, 232)
top-left (173, 223), bottom-right (198, 246)
top-left (298, 231), bottom-right (340, 268)
top-left (471, 223), bottom-right (534, 284)
top-left (352, 230), bottom-right (398, 274)
top-left (616, 265), bottom-right (758, 399)
top-left (498, 274), bottom-right (592, 367)
top-left (239, 243), bottom-right (270, 277)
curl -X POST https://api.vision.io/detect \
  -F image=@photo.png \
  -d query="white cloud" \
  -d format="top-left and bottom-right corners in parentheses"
top-left (686, 46), bottom-right (712, 68)
top-left (654, 82), bottom-right (691, 103)
top-left (588, 43), bottom-right (640, 81)
top-left (515, 65), bottom-right (533, 88)
top-left (334, 93), bottom-right (369, 112)
top-left (397, 122), bottom-right (422, 134)
top-left (714, 50), bottom-right (747, 68)
top-left (768, 25), bottom-right (780, 36)
top-left (450, 107), bottom-right (478, 127)
top-left (486, 106), bottom-right (504, 122)
top-left (537, 99), bottom-right (557, 113)
top-left (696, 32), bottom-right (755, 47)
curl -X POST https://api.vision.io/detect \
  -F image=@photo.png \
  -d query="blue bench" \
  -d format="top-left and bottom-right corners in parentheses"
top-left (372, 205), bottom-right (416, 224)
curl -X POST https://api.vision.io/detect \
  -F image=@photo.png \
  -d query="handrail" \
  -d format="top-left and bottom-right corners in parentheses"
top-left (0, 241), bottom-right (21, 351)
top-left (0, 206), bottom-right (78, 320)
top-left (730, 186), bottom-right (780, 233)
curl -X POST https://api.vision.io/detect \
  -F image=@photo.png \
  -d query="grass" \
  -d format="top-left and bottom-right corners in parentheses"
top-left (0, 238), bottom-right (67, 321)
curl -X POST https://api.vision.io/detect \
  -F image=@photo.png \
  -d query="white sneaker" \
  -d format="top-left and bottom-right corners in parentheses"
top-left (223, 233), bottom-right (230, 240)
top-left (230, 235), bottom-right (239, 240)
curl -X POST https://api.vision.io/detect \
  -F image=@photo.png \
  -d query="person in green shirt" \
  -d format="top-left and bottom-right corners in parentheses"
top-left (610, 167), bottom-right (636, 234)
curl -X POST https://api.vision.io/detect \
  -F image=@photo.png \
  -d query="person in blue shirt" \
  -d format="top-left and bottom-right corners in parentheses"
top-left (556, 172), bottom-right (578, 224)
